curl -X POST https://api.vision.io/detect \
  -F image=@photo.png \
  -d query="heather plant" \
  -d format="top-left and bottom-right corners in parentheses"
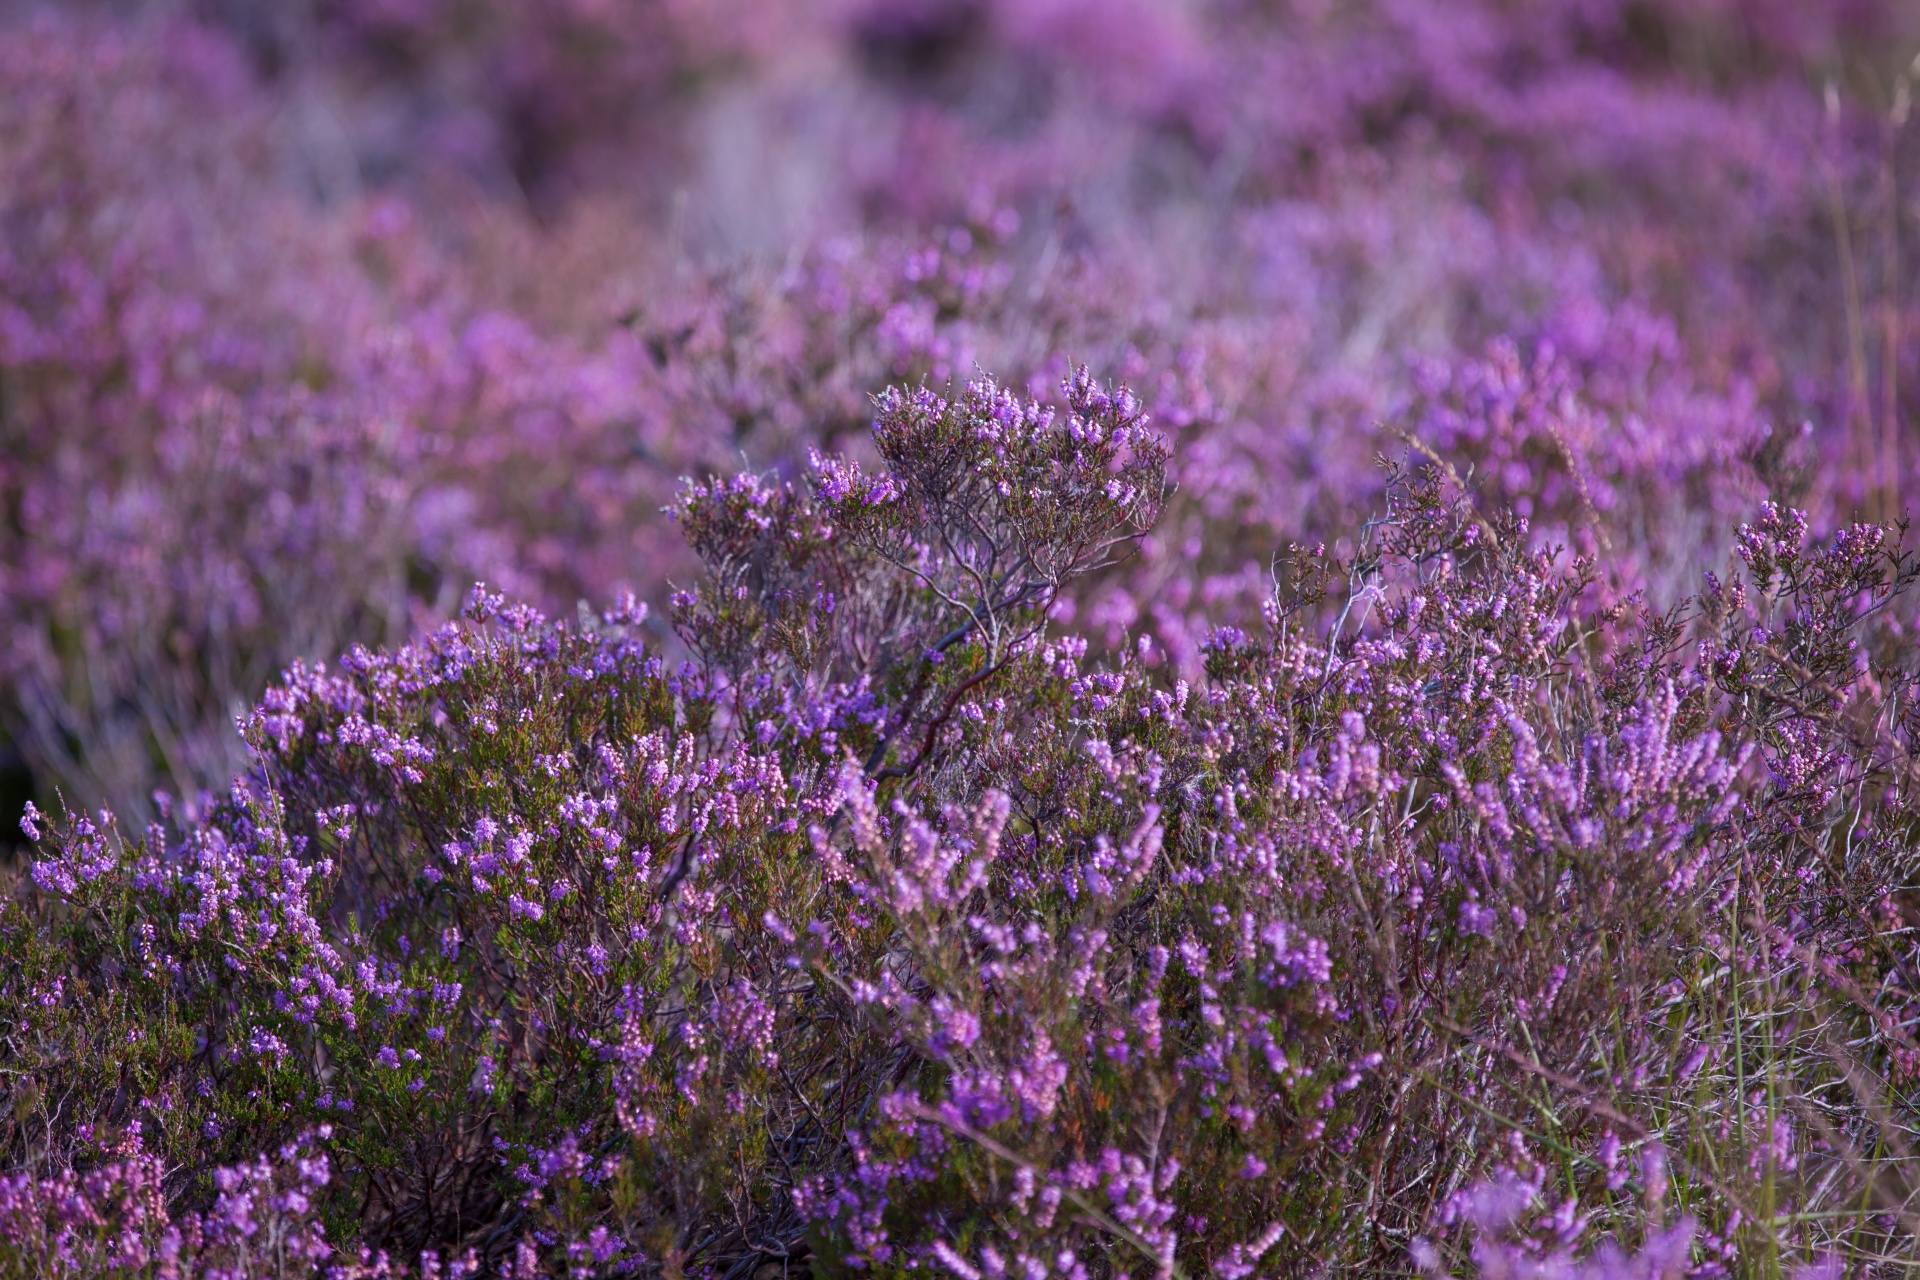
top-left (8, 368), bottom-right (1920, 1277)
top-left (0, 373), bottom-right (1171, 1272)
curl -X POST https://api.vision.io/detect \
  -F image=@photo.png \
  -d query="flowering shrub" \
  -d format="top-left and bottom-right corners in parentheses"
top-left (6, 366), bottom-right (1920, 1277)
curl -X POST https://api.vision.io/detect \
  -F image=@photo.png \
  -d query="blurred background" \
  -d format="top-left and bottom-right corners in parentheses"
top-left (4, 0), bottom-right (1920, 838)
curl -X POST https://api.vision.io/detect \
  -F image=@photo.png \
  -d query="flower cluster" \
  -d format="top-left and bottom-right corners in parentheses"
top-left (0, 1128), bottom-right (398, 1278)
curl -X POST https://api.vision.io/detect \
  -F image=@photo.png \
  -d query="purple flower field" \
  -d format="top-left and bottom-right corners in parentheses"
top-left (4, 1), bottom-right (1920, 1274)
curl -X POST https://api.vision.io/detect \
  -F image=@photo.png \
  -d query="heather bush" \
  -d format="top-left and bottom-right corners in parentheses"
top-left (6, 369), bottom-right (1920, 1277)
